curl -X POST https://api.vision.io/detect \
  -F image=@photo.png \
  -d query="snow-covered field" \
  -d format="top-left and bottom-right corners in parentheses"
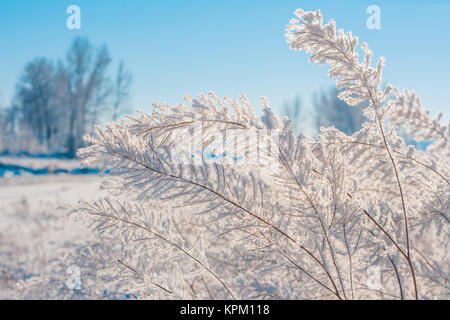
top-left (0, 158), bottom-right (106, 299)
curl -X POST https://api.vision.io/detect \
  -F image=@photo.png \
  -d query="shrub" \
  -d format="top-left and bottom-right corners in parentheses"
top-left (76, 9), bottom-right (449, 300)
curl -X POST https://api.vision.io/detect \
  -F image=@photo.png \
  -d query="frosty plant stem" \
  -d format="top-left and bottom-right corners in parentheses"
top-left (374, 108), bottom-right (418, 300)
top-left (97, 128), bottom-right (344, 299)
top-left (286, 9), bottom-right (420, 299)
top-left (74, 8), bottom-right (449, 300)
top-left (86, 200), bottom-right (237, 299)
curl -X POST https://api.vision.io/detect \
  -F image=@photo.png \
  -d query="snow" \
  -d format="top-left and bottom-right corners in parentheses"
top-left (0, 156), bottom-right (82, 171)
top-left (0, 170), bottom-right (104, 299)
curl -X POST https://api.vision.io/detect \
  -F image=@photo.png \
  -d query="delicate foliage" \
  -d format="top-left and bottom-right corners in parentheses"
top-left (387, 88), bottom-right (449, 158)
top-left (285, 9), bottom-right (392, 107)
top-left (25, 8), bottom-right (449, 300)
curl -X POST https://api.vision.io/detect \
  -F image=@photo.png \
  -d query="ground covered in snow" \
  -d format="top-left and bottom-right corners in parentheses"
top-left (0, 157), bottom-right (115, 299)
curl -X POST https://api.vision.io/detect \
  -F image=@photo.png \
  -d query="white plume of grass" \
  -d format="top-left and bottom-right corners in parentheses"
top-left (31, 8), bottom-right (448, 300)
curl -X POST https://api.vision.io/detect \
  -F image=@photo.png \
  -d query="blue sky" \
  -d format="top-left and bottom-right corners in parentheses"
top-left (0, 0), bottom-right (449, 127)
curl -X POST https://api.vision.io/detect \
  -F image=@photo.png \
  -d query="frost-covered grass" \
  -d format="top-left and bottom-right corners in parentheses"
top-left (70, 8), bottom-right (449, 300)
top-left (1, 7), bottom-right (449, 300)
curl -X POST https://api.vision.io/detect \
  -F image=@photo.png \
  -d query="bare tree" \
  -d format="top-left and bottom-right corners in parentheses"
top-left (15, 58), bottom-right (57, 149)
top-left (65, 37), bottom-right (111, 155)
top-left (283, 95), bottom-right (302, 133)
top-left (2, 37), bottom-right (134, 156)
top-left (283, 88), bottom-right (364, 136)
top-left (112, 61), bottom-right (132, 121)
top-left (313, 87), bottom-right (364, 135)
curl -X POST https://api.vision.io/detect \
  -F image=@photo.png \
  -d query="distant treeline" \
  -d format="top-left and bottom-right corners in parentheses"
top-left (0, 37), bottom-right (132, 157)
top-left (283, 87), bottom-right (428, 150)
top-left (283, 87), bottom-right (365, 136)
top-left (0, 37), bottom-right (419, 157)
